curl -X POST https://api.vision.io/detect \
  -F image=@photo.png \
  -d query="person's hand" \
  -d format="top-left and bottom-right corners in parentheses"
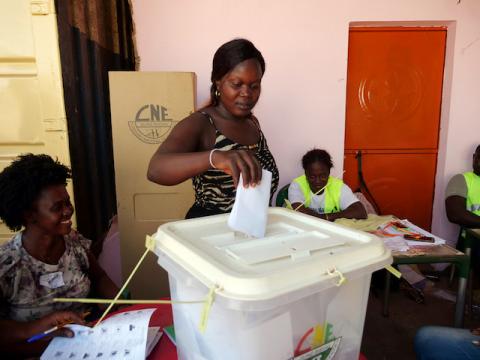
top-left (211, 149), bottom-right (262, 188)
top-left (30, 311), bottom-right (86, 341)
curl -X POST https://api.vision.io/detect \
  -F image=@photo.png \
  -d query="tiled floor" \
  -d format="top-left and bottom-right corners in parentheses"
top-left (361, 271), bottom-right (480, 359)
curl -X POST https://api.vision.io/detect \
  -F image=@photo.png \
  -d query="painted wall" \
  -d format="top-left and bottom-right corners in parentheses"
top-left (131, 0), bottom-right (480, 243)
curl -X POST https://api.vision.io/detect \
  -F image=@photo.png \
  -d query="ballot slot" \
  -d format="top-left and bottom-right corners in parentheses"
top-left (223, 231), bottom-right (345, 265)
top-left (202, 222), bottom-right (304, 248)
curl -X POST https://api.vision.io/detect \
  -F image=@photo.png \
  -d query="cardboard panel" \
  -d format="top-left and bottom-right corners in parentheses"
top-left (109, 72), bottom-right (195, 298)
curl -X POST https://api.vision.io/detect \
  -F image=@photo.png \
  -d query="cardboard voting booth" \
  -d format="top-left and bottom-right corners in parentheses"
top-left (109, 72), bottom-right (195, 298)
top-left (153, 208), bottom-right (392, 360)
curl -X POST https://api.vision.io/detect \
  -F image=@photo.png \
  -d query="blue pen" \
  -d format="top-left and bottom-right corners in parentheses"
top-left (27, 311), bottom-right (90, 343)
top-left (27, 324), bottom-right (65, 343)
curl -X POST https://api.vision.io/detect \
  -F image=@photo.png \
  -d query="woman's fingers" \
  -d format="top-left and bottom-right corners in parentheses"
top-left (48, 311), bottom-right (85, 327)
top-left (244, 150), bottom-right (262, 185)
top-left (30, 311), bottom-right (87, 342)
top-left (215, 150), bottom-right (262, 188)
top-left (45, 327), bottom-right (75, 341)
top-left (229, 160), bottom-right (240, 188)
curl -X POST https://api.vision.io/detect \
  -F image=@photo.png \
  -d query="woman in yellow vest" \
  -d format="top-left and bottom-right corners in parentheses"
top-left (288, 149), bottom-right (367, 221)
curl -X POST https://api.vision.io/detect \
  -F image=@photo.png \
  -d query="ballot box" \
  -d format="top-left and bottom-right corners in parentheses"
top-left (152, 208), bottom-right (392, 360)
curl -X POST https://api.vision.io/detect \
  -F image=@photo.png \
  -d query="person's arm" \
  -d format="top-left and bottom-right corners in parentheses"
top-left (87, 252), bottom-right (119, 300)
top-left (290, 183), bottom-right (367, 221)
top-left (291, 203), bottom-right (328, 219)
top-left (147, 113), bottom-right (262, 188)
top-left (292, 201), bottom-right (367, 221)
top-left (0, 301), bottom-right (85, 357)
top-left (324, 201), bottom-right (367, 221)
top-left (445, 195), bottom-right (480, 229)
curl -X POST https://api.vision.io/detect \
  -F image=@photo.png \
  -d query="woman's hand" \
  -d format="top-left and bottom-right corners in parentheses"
top-left (30, 311), bottom-right (86, 340)
top-left (211, 149), bottom-right (262, 188)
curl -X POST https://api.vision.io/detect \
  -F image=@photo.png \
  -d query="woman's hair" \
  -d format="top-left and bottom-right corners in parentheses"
top-left (0, 154), bottom-right (71, 231)
top-left (209, 38), bottom-right (266, 106)
top-left (302, 149), bottom-right (333, 170)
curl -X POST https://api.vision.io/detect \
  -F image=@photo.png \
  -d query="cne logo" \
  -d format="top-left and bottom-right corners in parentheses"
top-left (128, 104), bottom-right (173, 144)
top-left (292, 322), bottom-right (341, 360)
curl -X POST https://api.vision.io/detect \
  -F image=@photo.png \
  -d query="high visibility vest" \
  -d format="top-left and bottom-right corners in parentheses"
top-left (293, 175), bottom-right (343, 213)
top-left (463, 171), bottom-right (480, 215)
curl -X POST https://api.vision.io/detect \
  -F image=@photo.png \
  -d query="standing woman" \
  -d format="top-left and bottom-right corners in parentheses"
top-left (147, 38), bottom-right (279, 218)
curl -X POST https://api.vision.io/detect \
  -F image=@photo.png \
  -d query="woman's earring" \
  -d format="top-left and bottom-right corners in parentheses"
top-left (215, 89), bottom-right (220, 98)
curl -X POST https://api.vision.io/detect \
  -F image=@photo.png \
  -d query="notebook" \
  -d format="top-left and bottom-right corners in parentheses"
top-left (146, 327), bottom-right (163, 357)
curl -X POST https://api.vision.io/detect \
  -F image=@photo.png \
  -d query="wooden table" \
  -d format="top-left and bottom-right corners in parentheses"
top-left (383, 244), bottom-right (470, 327)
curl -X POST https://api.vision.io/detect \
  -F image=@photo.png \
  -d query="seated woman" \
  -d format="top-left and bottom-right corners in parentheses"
top-left (0, 154), bottom-right (118, 358)
top-left (288, 149), bottom-right (367, 221)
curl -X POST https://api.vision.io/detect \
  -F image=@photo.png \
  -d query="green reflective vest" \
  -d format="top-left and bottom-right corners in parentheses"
top-left (463, 171), bottom-right (480, 215)
top-left (293, 175), bottom-right (343, 213)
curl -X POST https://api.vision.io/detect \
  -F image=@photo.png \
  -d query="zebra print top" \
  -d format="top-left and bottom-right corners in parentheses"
top-left (190, 112), bottom-right (279, 216)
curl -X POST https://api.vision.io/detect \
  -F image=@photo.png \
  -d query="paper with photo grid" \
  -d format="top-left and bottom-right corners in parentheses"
top-left (41, 308), bottom-right (155, 360)
top-left (228, 169), bottom-right (272, 238)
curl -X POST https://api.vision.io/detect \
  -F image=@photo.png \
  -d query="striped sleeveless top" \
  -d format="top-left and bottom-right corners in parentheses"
top-left (190, 112), bottom-right (279, 216)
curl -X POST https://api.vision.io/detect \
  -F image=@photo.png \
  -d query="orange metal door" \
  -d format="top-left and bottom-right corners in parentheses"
top-left (344, 27), bottom-right (446, 230)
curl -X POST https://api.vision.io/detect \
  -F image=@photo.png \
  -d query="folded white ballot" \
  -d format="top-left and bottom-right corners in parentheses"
top-left (228, 169), bottom-right (272, 238)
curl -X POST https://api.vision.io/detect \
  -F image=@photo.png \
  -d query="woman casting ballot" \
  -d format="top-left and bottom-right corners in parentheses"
top-left (147, 38), bottom-right (279, 218)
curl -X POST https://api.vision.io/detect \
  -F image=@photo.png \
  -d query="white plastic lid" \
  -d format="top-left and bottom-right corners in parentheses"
top-left (153, 208), bottom-right (391, 302)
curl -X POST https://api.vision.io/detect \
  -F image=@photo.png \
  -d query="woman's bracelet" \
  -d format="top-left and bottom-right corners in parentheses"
top-left (209, 149), bottom-right (219, 169)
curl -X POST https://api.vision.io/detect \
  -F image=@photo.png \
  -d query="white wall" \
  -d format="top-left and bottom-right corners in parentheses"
top-left (132, 0), bottom-right (480, 242)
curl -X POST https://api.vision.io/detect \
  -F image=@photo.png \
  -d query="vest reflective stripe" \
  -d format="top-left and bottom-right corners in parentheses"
top-left (293, 175), bottom-right (343, 213)
top-left (463, 172), bottom-right (480, 215)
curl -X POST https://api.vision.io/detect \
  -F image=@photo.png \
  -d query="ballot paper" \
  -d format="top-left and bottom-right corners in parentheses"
top-left (228, 169), bottom-right (272, 238)
top-left (146, 327), bottom-right (162, 357)
top-left (41, 308), bottom-right (156, 360)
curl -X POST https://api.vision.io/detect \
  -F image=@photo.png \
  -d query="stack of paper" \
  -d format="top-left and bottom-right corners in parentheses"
top-left (41, 309), bottom-right (158, 360)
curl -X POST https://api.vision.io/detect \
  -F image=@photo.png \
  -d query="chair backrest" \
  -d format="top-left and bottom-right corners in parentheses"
top-left (354, 191), bottom-right (378, 215)
top-left (275, 183), bottom-right (290, 207)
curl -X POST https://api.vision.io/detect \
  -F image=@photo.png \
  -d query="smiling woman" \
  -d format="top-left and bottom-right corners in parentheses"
top-left (147, 38), bottom-right (279, 218)
top-left (0, 154), bottom-right (118, 358)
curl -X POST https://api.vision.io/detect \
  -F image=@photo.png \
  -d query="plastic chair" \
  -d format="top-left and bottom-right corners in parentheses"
top-left (275, 183), bottom-right (290, 207)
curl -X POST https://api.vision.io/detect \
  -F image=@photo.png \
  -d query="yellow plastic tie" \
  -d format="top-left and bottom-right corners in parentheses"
top-left (94, 245), bottom-right (151, 327)
top-left (145, 235), bottom-right (155, 252)
top-left (284, 199), bottom-right (293, 210)
top-left (54, 298), bottom-right (204, 305)
top-left (327, 267), bottom-right (346, 286)
top-left (198, 285), bottom-right (218, 334)
top-left (385, 265), bottom-right (402, 279)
